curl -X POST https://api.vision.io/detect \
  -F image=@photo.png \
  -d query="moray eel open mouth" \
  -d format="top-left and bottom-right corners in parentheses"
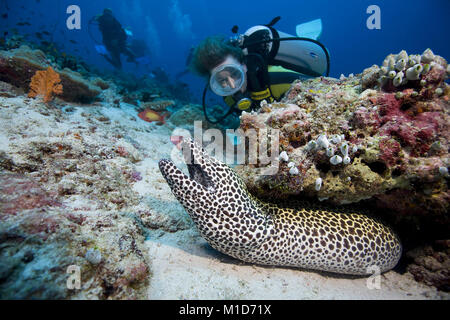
top-left (186, 162), bottom-right (216, 192)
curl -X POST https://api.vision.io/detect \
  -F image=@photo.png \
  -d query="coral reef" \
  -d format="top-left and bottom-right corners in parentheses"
top-left (0, 81), bottom-right (23, 98)
top-left (28, 66), bottom-right (63, 103)
top-left (0, 45), bottom-right (101, 103)
top-left (235, 49), bottom-right (449, 237)
top-left (0, 96), bottom-right (155, 299)
top-left (406, 240), bottom-right (450, 291)
top-left (139, 99), bottom-right (175, 112)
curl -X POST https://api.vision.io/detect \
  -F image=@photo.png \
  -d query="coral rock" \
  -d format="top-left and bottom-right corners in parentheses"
top-left (0, 45), bottom-right (101, 103)
top-left (235, 49), bottom-right (449, 238)
top-left (141, 99), bottom-right (175, 112)
top-left (0, 172), bottom-right (61, 216)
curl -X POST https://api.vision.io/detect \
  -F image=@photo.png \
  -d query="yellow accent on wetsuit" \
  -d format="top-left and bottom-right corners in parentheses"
top-left (223, 65), bottom-right (303, 108)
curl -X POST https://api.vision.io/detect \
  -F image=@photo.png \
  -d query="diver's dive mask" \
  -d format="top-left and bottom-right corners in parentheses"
top-left (209, 64), bottom-right (246, 96)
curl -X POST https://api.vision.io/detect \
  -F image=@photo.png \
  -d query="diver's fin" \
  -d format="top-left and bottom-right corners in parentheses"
top-left (124, 28), bottom-right (133, 37)
top-left (296, 18), bottom-right (322, 40)
top-left (94, 45), bottom-right (107, 55)
top-left (266, 16), bottom-right (281, 27)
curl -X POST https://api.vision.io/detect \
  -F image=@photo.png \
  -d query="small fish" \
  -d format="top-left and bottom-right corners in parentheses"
top-left (41, 40), bottom-right (51, 46)
top-left (3, 31), bottom-right (8, 36)
top-left (69, 40), bottom-right (77, 44)
top-left (42, 31), bottom-right (50, 36)
top-left (35, 32), bottom-right (43, 39)
top-left (138, 109), bottom-right (167, 124)
top-left (1, 13), bottom-right (8, 19)
top-left (231, 25), bottom-right (239, 34)
top-left (17, 22), bottom-right (31, 26)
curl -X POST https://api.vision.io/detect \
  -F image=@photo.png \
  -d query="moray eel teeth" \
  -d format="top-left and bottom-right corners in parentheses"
top-left (159, 138), bottom-right (402, 276)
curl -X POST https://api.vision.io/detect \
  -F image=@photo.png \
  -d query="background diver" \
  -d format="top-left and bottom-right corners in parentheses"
top-left (189, 17), bottom-right (330, 125)
top-left (93, 8), bottom-right (137, 69)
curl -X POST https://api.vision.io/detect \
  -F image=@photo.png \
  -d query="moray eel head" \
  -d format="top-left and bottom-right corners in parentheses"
top-left (159, 138), bottom-right (274, 253)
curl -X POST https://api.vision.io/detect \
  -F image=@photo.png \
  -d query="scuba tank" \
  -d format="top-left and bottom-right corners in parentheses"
top-left (241, 24), bottom-right (329, 77)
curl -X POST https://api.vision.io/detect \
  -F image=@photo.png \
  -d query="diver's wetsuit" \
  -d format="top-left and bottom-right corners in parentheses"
top-left (97, 12), bottom-right (135, 69)
top-left (223, 65), bottom-right (307, 109)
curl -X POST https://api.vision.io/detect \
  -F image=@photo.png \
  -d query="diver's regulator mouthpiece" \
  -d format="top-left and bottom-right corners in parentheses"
top-left (236, 97), bottom-right (252, 110)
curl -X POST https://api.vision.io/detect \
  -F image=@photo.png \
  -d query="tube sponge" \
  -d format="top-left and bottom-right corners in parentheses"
top-left (279, 151), bottom-right (289, 162)
top-left (289, 167), bottom-right (299, 175)
top-left (421, 48), bottom-right (434, 64)
top-left (315, 177), bottom-right (323, 191)
top-left (395, 58), bottom-right (407, 71)
top-left (340, 143), bottom-right (349, 157)
top-left (393, 71), bottom-right (404, 87)
top-left (388, 70), bottom-right (397, 79)
top-left (343, 156), bottom-right (351, 165)
top-left (330, 155), bottom-right (343, 165)
top-left (382, 55), bottom-right (395, 69)
top-left (326, 147), bottom-right (334, 157)
top-left (317, 134), bottom-right (329, 149)
top-left (397, 50), bottom-right (408, 62)
top-left (406, 64), bottom-right (423, 80)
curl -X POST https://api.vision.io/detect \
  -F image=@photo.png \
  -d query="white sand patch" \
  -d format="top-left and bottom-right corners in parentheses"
top-left (146, 231), bottom-right (446, 300)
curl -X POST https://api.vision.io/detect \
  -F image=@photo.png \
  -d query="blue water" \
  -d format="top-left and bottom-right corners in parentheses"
top-left (1, 0), bottom-right (449, 98)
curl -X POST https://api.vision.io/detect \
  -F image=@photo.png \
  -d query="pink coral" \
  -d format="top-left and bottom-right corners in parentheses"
top-left (0, 172), bottom-right (61, 217)
top-left (377, 93), bottom-right (440, 157)
top-left (117, 262), bottom-right (149, 287)
top-left (352, 106), bottom-right (381, 133)
top-left (378, 138), bottom-right (402, 168)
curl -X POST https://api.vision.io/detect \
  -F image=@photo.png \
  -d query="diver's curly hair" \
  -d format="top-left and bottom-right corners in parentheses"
top-left (189, 35), bottom-right (244, 78)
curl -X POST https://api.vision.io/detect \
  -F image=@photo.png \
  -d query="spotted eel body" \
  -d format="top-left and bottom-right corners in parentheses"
top-left (159, 139), bottom-right (402, 276)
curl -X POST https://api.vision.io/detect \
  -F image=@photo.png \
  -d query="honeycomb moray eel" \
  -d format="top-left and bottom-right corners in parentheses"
top-left (159, 139), bottom-right (402, 276)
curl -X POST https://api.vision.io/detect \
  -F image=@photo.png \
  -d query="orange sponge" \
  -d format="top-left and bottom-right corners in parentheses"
top-left (28, 66), bottom-right (63, 103)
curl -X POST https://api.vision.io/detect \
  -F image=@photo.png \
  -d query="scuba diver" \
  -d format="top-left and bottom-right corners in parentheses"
top-left (92, 8), bottom-right (136, 69)
top-left (189, 17), bottom-right (330, 125)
